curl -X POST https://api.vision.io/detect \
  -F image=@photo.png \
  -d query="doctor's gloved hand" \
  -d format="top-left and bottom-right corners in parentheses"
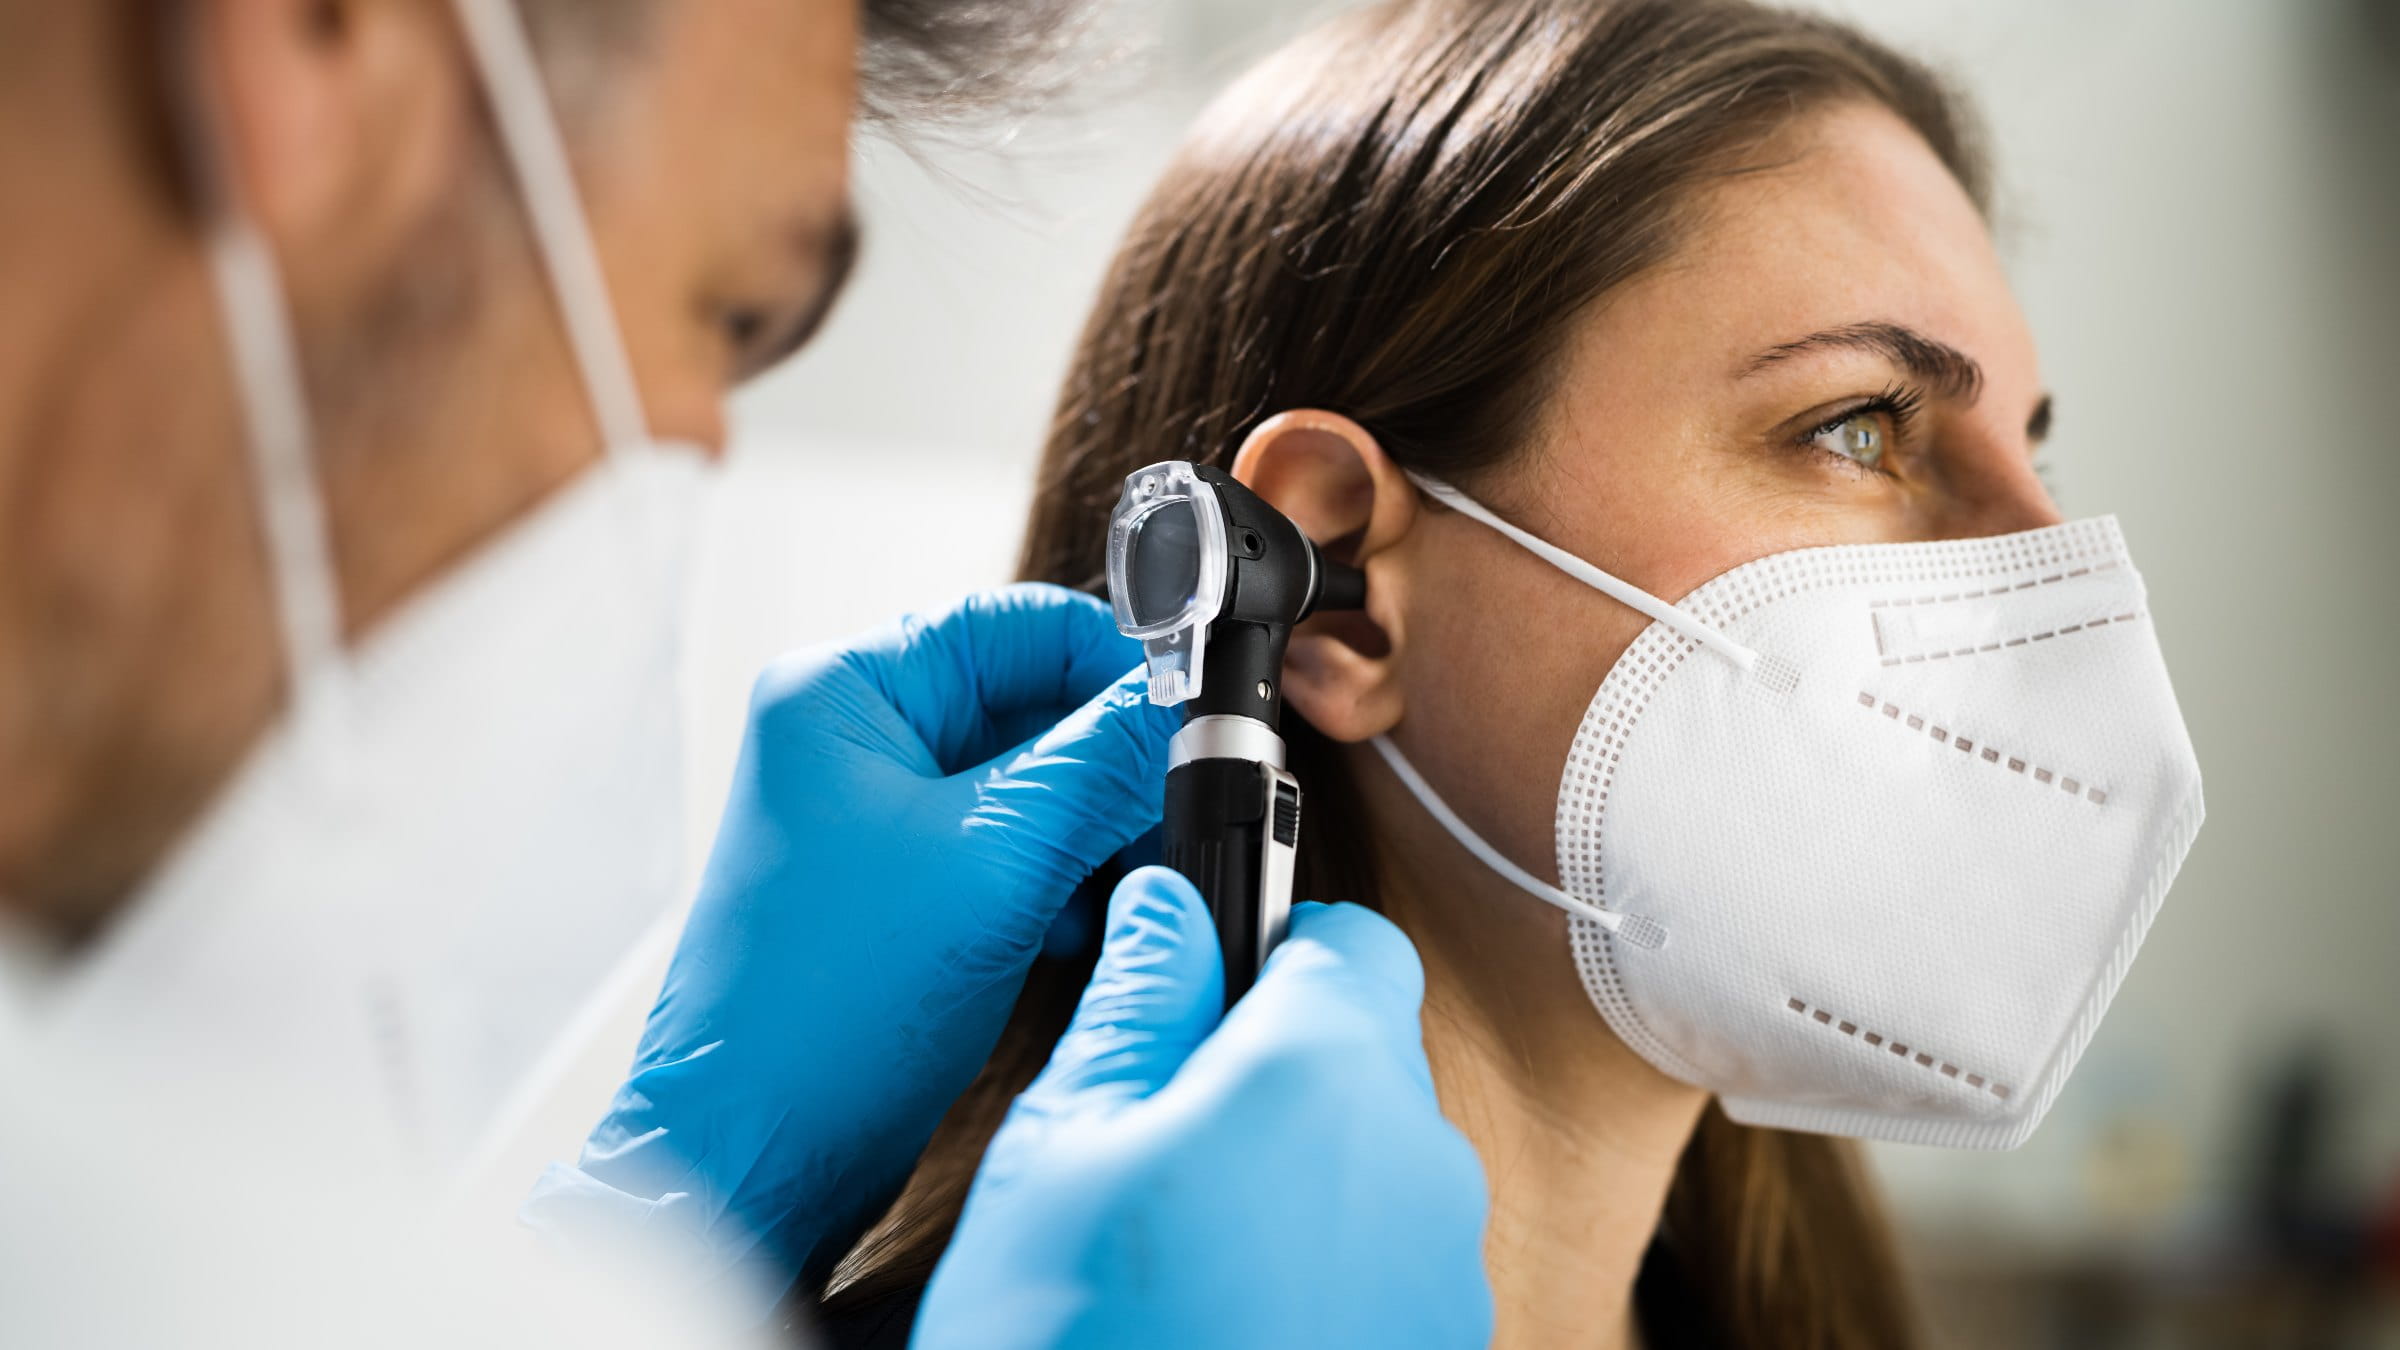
top-left (523, 585), bottom-right (1174, 1318)
top-left (917, 868), bottom-right (1495, 1350)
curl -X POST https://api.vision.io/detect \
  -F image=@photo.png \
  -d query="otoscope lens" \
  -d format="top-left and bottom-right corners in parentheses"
top-left (1126, 499), bottom-right (1202, 628)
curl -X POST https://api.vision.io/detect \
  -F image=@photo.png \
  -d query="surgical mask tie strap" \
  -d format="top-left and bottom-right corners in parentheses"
top-left (450, 0), bottom-right (651, 456)
top-left (1408, 473), bottom-right (1763, 675)
top-left (1369, 736), bottom-right (1666, 951)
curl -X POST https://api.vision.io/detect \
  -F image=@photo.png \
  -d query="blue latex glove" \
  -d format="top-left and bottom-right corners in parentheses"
top-left (918, 867), bottom-right (1494, 1350)
top-left (524, 584), bottom-right (1176, 1315)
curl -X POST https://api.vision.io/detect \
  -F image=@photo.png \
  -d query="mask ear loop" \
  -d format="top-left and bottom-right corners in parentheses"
top-left (1374, 472), bottom-right (1771, 952)
top-left (178, 2), bottom-right (349, 739)
top-left (1368, 737), bottom-right (1667, 951)
top-left (204, 218), bottom-right (347, 712)
top-left (1407, 473), bottom-right (1795, 691)
top-left (449, 0), bottom-right (703, 929)
top-left (447, 0), bottom-right (651, 457)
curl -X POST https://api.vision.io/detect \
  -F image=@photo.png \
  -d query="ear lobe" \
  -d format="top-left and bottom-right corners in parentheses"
top-left (1230, 411), bottom-right (1418, 743)
top-left (196, 0), bottom-right (470, 275)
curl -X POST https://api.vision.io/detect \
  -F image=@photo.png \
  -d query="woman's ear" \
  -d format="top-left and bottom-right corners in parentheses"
top-left (1230, 411), bottom-right (1418, 743)
top-left (195, 0), bottom-right (471, 287)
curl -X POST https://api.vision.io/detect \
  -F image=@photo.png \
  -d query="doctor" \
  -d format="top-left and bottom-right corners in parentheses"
top-left (0, 0), bottom-right (1490, 1345)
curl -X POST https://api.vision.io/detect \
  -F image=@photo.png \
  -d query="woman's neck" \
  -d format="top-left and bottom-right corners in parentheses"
top-left (1373, 790), bottom-right (1708, 1350)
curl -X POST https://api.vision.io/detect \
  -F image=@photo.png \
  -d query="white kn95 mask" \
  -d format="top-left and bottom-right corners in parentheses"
top-left (1372, 475), bottom-right (2203, 1149)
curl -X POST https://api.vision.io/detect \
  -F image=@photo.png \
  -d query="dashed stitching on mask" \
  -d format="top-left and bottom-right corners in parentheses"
top-left (1857, 691), bottom-right (2109, 804)
top-left (1867, 559), bottom-right (2121, 609)
top-left (1786, 997), bottom-right (2013, 1100)
top-left (1881, 611), bottom-right (2146, 667)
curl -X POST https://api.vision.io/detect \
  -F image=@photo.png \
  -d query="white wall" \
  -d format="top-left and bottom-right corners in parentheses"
top-left (564, 0), bottom-right (2398, 1252)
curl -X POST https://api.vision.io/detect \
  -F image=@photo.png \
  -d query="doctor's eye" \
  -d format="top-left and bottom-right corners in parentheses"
top-left (712, 298), bottom-right (810, 382)
top-left (1798, 385), bottom-right (1922, 475)
top-left (718, 305), bottom-right (770, 355)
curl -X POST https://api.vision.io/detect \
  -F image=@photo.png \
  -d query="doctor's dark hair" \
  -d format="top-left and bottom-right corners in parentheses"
top-left (828, 0), bottom-right (1987, 1344)
top-left (517, 0), bottom-right (1095, 124)
top-left (135, 0), bottom-right (1093, 225)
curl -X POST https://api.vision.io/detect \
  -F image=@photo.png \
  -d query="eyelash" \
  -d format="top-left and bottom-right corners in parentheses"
top-left (1799, 383), bottom-right (1925, 475)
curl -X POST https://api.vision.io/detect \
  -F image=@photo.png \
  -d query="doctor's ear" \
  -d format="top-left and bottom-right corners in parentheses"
top-left (188, 0), bottom-right (474, 276)
top-left (1230, 411), bottom-right (1417, 744)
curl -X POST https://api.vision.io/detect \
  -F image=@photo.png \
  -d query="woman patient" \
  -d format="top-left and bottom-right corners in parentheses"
top-left (820, 0), bottom-right (2172, 1344)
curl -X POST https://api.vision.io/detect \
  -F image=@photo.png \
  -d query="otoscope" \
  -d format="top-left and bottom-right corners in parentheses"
top-left (1106, 461), bottom-right (1367, 1005)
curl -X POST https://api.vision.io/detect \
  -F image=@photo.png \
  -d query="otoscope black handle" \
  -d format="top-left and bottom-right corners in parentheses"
top-left (1162, 755), bottom-right (1299, 1008)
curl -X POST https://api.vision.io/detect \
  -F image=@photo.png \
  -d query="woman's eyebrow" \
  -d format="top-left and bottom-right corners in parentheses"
top-left (1741, 321), bottom-right (1985, 403)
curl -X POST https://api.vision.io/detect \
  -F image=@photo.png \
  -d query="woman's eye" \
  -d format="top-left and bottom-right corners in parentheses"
top-left (1808, 411), bottom-right (1887, 470)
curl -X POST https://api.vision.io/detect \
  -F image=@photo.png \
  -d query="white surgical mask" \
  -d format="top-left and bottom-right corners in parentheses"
top-left (38, 0), bottom-right (709, 1170)
top-left (1374, 476), bottom-right (2204, 1149)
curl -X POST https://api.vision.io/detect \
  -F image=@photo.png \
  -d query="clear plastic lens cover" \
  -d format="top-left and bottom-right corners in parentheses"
top-left (1107, 461), bottom-right (1226, 706)
top-left (1141, 631), bottom-right (1201, 707)
top-left (1124, 498), bottom-right (1203, 628)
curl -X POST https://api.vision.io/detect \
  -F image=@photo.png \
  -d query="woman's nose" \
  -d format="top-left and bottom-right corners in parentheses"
top-left (1929, 428), bottom-right (2062, 539)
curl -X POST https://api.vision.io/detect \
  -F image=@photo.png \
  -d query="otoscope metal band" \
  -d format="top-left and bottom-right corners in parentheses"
top-left (1170, 715), bottom-right (1290, 770)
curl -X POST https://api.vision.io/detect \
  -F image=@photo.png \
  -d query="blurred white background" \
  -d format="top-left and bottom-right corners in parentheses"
top-left (507, 0), bottom-right (2400, 1340)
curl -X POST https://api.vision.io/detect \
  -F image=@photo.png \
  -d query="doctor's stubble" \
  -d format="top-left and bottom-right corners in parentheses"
top-left (4, 0), bottom-right (1099, 933)
top-left (0, 1), bottom-right (674, 938)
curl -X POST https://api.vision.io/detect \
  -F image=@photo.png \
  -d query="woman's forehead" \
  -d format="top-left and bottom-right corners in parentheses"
top-left (1545, 102), bottom-right (2037, 407)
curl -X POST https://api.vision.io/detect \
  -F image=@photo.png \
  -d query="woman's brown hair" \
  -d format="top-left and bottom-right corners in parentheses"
top-left (824, 1), bottom-right (1988, 1344)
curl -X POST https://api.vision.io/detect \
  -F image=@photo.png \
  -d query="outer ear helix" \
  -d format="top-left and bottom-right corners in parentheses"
top-left (1231, 410), bottom-right (1411, 742)
top-left (1230, 409), bottom-right (1415, 563)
